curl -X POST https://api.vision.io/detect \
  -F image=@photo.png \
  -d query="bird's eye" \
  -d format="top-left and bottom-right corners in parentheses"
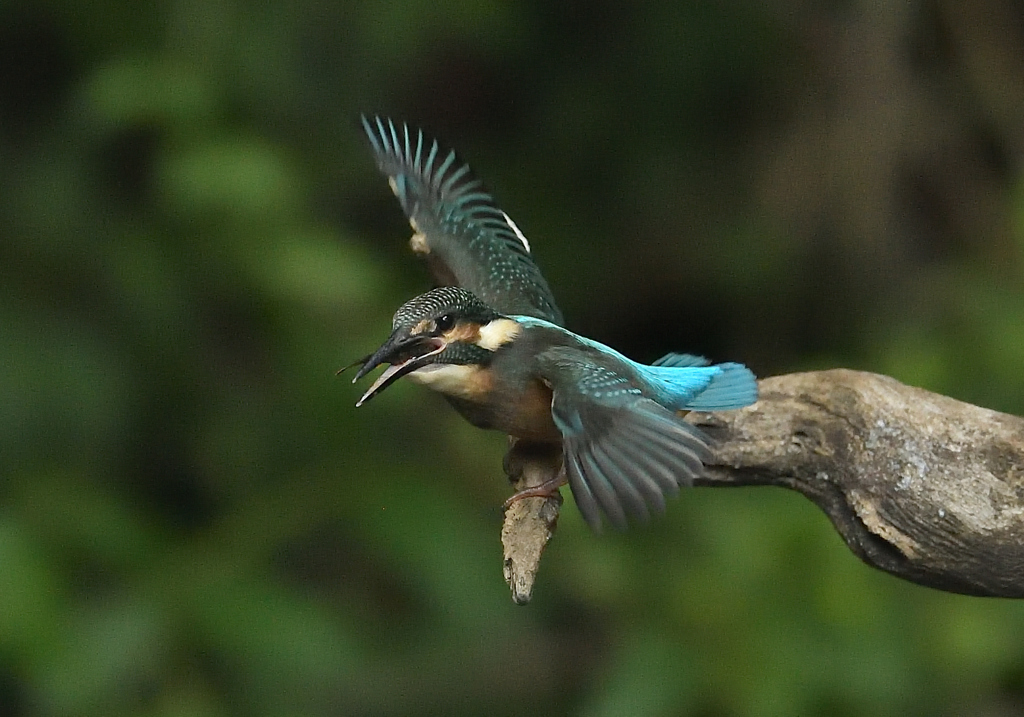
top-left (434, 314), bottom-right (455, 333)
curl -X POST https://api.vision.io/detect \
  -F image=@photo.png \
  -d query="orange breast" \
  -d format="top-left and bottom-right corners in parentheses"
top-left (411, 365), bottom-right (561, 444)
top-left (501, 378), bottom-right (560, 443)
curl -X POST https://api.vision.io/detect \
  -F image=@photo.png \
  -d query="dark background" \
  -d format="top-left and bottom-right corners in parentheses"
top-left (3, 1), bottom-right (1024, 715)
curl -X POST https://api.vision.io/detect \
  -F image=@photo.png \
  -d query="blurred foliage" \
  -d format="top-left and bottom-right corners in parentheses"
top-left (2, 0), bottom-right (1024, 715)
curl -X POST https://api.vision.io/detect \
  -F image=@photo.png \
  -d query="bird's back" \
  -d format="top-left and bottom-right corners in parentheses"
top-left (511, 317), bottom-right (757, 413)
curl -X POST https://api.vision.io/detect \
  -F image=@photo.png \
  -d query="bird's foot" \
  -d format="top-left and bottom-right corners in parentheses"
top-left (502, 475), bottom-right (566, 510)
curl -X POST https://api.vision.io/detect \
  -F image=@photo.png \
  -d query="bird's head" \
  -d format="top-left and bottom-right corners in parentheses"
top-left (351, 287), bottom-right (520, 406)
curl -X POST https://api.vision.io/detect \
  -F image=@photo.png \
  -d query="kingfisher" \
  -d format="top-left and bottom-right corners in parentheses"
top-left (352, 116), bottom-right (757, 531)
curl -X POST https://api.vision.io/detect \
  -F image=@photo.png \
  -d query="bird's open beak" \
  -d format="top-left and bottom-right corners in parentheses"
top-left (351, 331), bottom-right (445, 406)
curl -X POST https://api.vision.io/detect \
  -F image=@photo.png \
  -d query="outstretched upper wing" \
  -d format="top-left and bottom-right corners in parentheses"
top-left (536, 347), bottom-right (712, 532)
top-left (362, 116), bottom-right (563, 325)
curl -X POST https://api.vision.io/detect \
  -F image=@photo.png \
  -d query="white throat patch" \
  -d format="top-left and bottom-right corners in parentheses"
top-left (407, 364), bottom-right (485, 399)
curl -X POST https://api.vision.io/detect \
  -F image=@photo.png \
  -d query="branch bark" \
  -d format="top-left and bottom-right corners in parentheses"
top-left (501, 369), bottom-right (1024, 602)
top-left (501, 439), bottom-right (562, 605)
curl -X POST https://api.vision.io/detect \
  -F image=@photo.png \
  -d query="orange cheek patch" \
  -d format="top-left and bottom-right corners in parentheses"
top-left (444, 322), bottom-right (481, 343)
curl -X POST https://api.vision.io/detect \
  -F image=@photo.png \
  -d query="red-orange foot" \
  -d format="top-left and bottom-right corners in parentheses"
top-left (502, 475), bottom-right (566, 510)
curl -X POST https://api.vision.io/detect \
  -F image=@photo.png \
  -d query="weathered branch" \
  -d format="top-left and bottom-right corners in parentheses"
top-left (501, 439), bottom-right (562, 604)
top-left (501, 369), bottom-right (1024, 602)
top-left (695, 369), bottom-right (1024, 597)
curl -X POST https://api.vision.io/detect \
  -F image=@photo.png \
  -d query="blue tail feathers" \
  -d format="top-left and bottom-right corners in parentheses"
top-left (639, 360), bottom-right (758, 411)
top-left (651, 352), bottom-right (711, 368)
top-left (683, 362), bottom-right (757, 410)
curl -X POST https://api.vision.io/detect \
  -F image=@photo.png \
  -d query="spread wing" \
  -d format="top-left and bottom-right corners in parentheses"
top-left (362, 116), bottom-right (563, 325)
top-left (537, 347), bottom-right (712, 531)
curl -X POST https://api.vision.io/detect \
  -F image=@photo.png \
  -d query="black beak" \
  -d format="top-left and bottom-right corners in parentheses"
top-left (352, 330), bottom-right (445, 406)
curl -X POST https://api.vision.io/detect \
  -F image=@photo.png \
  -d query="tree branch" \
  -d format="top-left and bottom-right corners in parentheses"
top-left (694, 369), bottom-right (1024, 598)
top-left (501, 369), bottom-right (1024, 602)
top-left (501, 439), bottom-right (562, 605)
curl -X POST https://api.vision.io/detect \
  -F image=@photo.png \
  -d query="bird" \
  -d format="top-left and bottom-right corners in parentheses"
top-left (351, 116), bottom-right (757, 531)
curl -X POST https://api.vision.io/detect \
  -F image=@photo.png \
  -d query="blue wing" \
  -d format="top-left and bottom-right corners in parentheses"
top-left (362, 116), bottom-right (563, 325)
top-left (516, 315), bottom-right (759, 412)
top-left (537, 348), bottom-right (712, 531)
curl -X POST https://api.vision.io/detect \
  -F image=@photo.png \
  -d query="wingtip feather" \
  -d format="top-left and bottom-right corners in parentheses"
top-left (387, 119), bottom-right (400, 159)
top-left (565, 447), bottom-right (604, 533)
top-left (591, 440), bottom-right (651, 524)
top-left (578, 449), bottom-right (628, 531)
top-left (361, 114), bottom-right (382, 155)
top-left (413, 128), bottom-right (424, 173)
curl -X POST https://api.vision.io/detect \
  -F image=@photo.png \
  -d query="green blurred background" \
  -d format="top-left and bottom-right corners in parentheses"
top-left (3, 1), bottom-right (1024, 715)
